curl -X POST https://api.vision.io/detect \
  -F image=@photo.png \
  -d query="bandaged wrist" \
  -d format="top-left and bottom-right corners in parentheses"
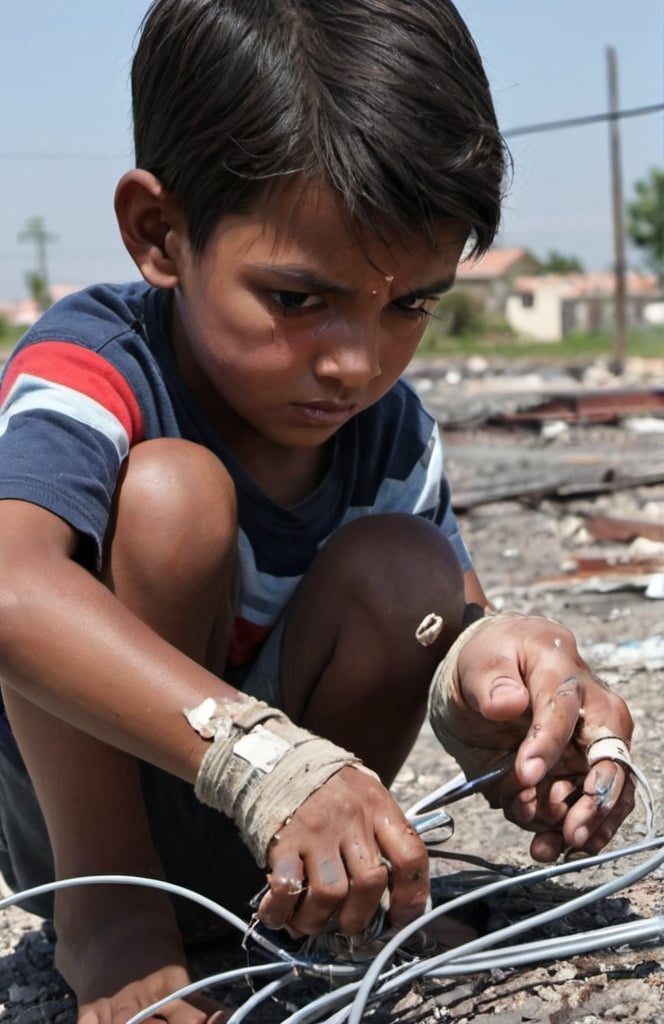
top-left (428, 614), bottom-right (655, 835)
top-left (184, 696), bottom-right (364, 866)
top-left (428, 610), bottom-right (526, 780)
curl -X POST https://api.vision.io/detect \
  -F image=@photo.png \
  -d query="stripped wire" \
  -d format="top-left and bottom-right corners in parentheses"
top-left (2, 836), bottom-right (663, 1024)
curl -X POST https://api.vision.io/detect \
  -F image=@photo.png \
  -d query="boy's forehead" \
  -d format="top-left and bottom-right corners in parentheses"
top-left (223, 178), bottom-right (469, 281)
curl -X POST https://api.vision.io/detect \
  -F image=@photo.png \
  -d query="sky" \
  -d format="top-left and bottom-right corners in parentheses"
top-left (1, 1), bottom-right (662, 301)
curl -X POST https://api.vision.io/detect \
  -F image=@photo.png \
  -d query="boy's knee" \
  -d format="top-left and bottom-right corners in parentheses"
top-left (321, 513), bottom-right (465, 628)
top-left (108, 439), bottom-right (238, 571)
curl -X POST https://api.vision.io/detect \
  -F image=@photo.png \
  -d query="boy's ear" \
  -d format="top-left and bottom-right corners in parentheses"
top-left (114, 170), bottom-right (188, 289)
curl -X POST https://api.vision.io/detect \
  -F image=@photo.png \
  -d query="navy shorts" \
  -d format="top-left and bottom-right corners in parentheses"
top-left (0, 620), bottom-right (285, 939)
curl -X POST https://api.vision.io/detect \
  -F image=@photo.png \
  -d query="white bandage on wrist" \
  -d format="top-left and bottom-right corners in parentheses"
top-left (184, 696), bottom-right (364, 866)
top-left (428, 613), bottom-right (655, 835)
top-left (428, 610), bottom-right (525, 780)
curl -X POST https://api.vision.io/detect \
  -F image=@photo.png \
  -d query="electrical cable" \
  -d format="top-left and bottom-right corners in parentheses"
top-left (346, 836), bottom-right (664, 1024)
top-left (2, 102), bottom-right (662, 163)
top-left (429, 915), bottom-right (664, 974)
top-left (2, 841), bottom-right (662, 1023)
top-left (503, 102), bottom-right (664, 137)
top-left (0, 874), bottom-right (287, 962)
top-left (223, 971), bottom-right (300, 1024)
top-left (124, 963), bottom-right (294, 1024)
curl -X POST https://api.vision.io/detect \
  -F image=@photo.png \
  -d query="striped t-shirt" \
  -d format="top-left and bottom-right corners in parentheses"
top-left (0, 282), bottom-right (470, 665)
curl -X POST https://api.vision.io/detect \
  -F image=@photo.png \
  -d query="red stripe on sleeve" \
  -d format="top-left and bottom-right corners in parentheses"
top-left (227, 618), bottom-right (273, 667)
top-left (1, 341), bottom-right (144, 443)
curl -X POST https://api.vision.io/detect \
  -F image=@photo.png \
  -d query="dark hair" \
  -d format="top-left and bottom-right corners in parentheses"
top-left (131, 0), bottom-right (507, 256)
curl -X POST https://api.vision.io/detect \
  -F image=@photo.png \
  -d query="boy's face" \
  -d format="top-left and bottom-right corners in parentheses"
top-left (169, 180), bottom-right (468, 458)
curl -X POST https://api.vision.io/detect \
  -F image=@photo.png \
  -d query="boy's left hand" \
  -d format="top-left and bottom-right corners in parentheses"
top-left (448, 614), bottom-right (635, 861)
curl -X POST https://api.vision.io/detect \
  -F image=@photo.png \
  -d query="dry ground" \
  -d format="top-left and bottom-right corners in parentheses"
top-left (1, 358), bottom-right (663, 1024)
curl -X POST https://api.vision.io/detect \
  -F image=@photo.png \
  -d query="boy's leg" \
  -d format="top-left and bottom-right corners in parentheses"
top-left (1, 439), bottom-right (241, 1022)
top-left (280, 513), bottom-right (467, 784)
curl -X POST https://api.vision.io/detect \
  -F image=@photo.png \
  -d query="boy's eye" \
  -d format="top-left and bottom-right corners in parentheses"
top-left (269, 290), bottom-right (321, 314)
top-left (392, 294), bottom-right (440, 321)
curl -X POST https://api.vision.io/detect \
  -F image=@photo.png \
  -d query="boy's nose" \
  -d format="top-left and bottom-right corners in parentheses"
top-left (312, 324), bottom-right (382, 388)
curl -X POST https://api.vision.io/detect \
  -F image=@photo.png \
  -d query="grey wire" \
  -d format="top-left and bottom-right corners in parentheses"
top-left (430, 915), bottom-right (664, 974)
top-left (0, 872), bottom-right (352, 981)
top-left (346, 836), bottom-right (664, 1024)
top-left (2, 841), bottom-right (663, 1024)
top-left (226, 971), bottom-right (300, 1024)
top-left (0, 873), bottom-right (291, 961)
top-left (277, 978), bottom-right (373, 1024)
top-left (124, 963), bottom-right (292, 1024)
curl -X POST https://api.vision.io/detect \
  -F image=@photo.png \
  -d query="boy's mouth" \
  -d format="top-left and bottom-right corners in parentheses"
top-left (290, 399), bottom-right (358, 426)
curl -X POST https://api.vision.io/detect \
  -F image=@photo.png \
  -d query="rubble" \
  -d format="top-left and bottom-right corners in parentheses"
top-left (1, 355), bottom-right (663, 1024)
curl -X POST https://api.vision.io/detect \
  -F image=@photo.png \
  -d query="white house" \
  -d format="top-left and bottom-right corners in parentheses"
top-left (455, 247), bottom-right (541, 315)
top-left (506, 271), bottom-right (662, 341)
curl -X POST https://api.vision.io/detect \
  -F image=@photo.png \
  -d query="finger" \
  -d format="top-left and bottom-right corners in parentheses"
top-left (532, 781), bottom-right (636, 863)
top-left (463, 619), bottom-right (585, 784)
top-left (530, 764), bottom-right (636, 862)
top-left (577, 683), bottom-right (634, 751)
top-left (257, 850), bottom-right (307, 931)
top-left (374, 816), bottom-right (429, 928)
top-left (334, 843), bottom-right (390, 937)
top-left (562, 760), bottom-right (634, 851)
top-left (513, 667), bottom-right (584, 789)
top-left (530, 829), bottom-right (565, 862)
top-left (286, 851), bottom-right (349, 936)
top-left (500, 771), bottom-right (579, 829)
top-left (456, 642), bottom-right (532, 723)
top-left (574, 775), bottom-right (636, 855)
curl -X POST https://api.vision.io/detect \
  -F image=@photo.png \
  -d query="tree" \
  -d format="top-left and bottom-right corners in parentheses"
top-left (25, 271), bottom-right (51, 313)
top-left (18, 216), bottom-right (57, 311)
top-left (435, 289), bottom-right (485, 337)
top-left (538, 250), bottom-right (584, 274)
top-left (626, 167), bottom-right (664, 285)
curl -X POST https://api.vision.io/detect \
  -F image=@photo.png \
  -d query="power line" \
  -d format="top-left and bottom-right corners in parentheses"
top-left (503, 102), bottom-right (664, 137)
top-left (0, 151), bottom-right (128, 161)
top-left (0, 103), bottom-right (662, 160)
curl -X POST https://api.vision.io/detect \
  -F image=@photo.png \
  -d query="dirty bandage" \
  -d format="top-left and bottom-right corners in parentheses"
top-left (184, 696), bottom-right (363, 866)
top-left (428, 611), bottom-right (655, 834)
top-left (428, 611), bottom-right (526, 780)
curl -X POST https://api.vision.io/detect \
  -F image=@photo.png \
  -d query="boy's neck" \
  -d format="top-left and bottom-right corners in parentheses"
top-left (234, 438), bottom-right (333, 507)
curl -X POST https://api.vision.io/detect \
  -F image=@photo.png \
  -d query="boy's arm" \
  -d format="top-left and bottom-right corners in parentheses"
top-left (0, 499), bottom-right (231, 777)
top-left (462, 567), bottom-right (489, 609)
top-left (0, 498), bottom-right (428, 934)
top-left (458, 568), bottom-right (635, 861)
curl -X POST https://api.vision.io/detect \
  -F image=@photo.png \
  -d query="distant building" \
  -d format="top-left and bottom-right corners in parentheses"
top-left (506, 271), bottom-right (662, 341)
top-left (455, 247), bottom-right (541, 315)
top-left (0, 284), bottom-right (81, 328)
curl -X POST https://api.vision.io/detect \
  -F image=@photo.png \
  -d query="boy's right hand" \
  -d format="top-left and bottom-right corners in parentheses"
top-left (256, 765), bottom-right (429, 937)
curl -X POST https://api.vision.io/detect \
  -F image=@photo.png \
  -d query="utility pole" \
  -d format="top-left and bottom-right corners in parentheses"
top-left (606, 46), bottom-right (627, 375)
top-left (18, 216), bottom-right (57, 311)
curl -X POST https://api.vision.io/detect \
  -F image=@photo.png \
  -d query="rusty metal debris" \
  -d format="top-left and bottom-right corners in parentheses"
top-left (531, 552), bottom-right (664, 597)
top-left (487, 389), bottom-right (664, 426)
top-left (585, 515), bottom-right (664, 543)
top-left (452, 470), bottom-right (664, 512)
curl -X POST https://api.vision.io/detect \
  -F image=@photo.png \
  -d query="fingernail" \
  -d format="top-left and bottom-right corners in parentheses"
top-left (573, 826), bottom-right (589, 847)
top-left (519, 756), bottom-right (546, 786)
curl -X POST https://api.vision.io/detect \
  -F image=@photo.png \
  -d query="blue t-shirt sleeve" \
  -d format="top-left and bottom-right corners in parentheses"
top-left (0, 334), bottom-right (145, 567)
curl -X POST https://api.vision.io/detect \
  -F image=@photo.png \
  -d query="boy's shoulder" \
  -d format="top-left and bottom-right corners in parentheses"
top-left (13, 281), bottom-right (152, 356)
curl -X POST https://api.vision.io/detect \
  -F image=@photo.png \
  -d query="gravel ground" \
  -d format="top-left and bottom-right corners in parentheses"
top-left (1, 357), bottom-right (663, 1024)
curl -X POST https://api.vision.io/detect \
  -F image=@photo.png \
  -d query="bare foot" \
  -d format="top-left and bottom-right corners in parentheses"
top-left (53, 884), bottom-right (230, 1024)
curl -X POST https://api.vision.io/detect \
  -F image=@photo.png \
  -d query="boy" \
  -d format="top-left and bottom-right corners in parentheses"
top-left (0, 2), bottom-right (634, 1023)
